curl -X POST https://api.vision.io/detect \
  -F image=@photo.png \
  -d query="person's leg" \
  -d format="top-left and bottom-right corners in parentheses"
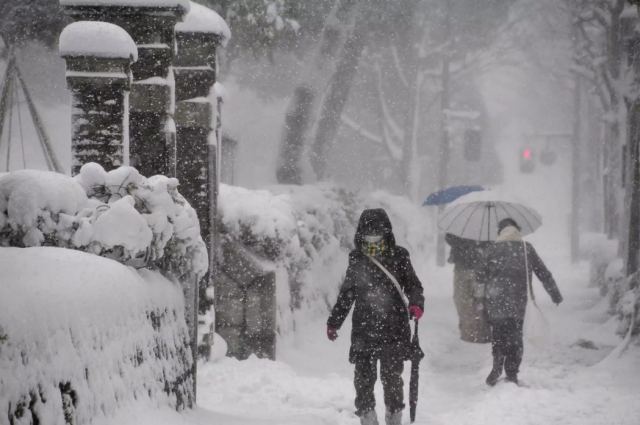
top-left (354, 355), bottom-right (378, 419)
top-left (380, 353), bottom-right (404, 424)
top-left (503, 319), bottom-right (524, 382)
top-left (486, 320), bottom-right (506, 386)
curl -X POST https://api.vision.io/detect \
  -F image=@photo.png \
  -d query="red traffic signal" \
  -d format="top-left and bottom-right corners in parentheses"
top-left (519, 147), bottom-right (534, 173)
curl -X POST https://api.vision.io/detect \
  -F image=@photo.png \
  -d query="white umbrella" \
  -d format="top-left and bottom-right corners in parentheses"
top-left (437, 190), bottom-right (542, 241)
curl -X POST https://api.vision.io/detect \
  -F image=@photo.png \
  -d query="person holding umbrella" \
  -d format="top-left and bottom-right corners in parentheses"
top-left (424, 185), bottom-right (492, 343)
top-left (445, 233), bottom-right (492, 343)
top-left (327, 208), bottom-right (425, 425)
top-left (480, 218), bottom-right (563, 386)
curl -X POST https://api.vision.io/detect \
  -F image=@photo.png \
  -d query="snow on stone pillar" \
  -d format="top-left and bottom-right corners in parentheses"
top-left (59, 21), bottom-right (137, 175)
top-left (60, 0), bottom-right (190, 178)
top-left (174, 1), bottom-right (229, 259)
top-left (173, 1), bottom-right (230, 360)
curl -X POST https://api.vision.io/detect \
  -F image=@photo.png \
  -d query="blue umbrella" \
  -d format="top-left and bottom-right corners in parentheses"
top-left (423, 185), bottom-right (484, 206)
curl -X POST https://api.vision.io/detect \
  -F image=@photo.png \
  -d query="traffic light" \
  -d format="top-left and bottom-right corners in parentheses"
top-left (519, 147), bottom-right (535, 173)
top-left (463, 129), bottom-right (482, 162)
top-left (539, 148), bottom-right (557, 166)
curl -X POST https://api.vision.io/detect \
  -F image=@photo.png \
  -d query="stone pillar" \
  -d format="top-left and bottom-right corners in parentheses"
top-left (217, 239), bottom-right (277, 360)
top-left (173, 0), bottom-right (230, 360)
top-left (60, 0), bottom-right (189, 177)
top-left (59, 21), bottom-right (137, 175)
top-left (174, 1), bottom-right (229, 250)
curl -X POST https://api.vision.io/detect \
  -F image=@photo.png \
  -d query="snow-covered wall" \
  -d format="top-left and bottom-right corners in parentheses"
top-left (0, 247), bottom-right (193, 425)
top-left (218, 183), bottom-right (433, 336)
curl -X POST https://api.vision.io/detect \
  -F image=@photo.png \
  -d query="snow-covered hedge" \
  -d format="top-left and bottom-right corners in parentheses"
top-left (604, 261), bottom-right (640, 339)
top-left (0, 247), bottom-right (193, 425)
top-left (582, 233), bottom-right (640, 338)
top-left (0, 165), bottom-right (208, 423)
top-left (218, 183), bottom-right (432, 334)
top-left (0, 164), bottom-right (207, 279)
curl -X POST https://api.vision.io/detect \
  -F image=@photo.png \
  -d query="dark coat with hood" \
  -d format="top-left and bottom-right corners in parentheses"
top-left (327, 209), bottom-right (425, 363)
top-left (480, 238), bottom-right (562, 321)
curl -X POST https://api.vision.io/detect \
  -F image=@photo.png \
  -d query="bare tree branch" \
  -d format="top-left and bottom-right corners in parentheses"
top-left (374, 60), bottom-right (405, 143)
top-left (341, 114), bottom-right (383, 145)
top-left (390, 45), bottom-right (409, 88)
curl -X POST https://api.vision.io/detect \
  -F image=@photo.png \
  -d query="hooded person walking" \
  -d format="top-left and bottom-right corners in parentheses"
top-left (327, 209), bottom-right (425, 425)
top-left (479, 218), bottom-right (563, 386)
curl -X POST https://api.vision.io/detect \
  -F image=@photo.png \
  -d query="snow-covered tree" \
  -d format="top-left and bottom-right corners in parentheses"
top-left (201, 0), bottom-right (332, 62)
top-left (0, 0), bottom-right (66, 48)
top-left (328, 0), bottom-right (515, 200)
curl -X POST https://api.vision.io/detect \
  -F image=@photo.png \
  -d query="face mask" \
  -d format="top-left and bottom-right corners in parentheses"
top-left (362, 234), bottom-right (385, 256)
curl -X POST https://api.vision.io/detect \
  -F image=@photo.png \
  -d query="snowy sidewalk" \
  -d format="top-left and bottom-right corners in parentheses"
top-left (189, 260), bottom-right (640, 425)
top-left (101, 259), bottom-right (640, 425)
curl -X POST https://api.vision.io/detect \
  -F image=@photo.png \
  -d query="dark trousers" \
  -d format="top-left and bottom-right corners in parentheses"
top-left (354, 354), bottom-right (404, 415)
top-left (489, 318), bottom-right (524, 378)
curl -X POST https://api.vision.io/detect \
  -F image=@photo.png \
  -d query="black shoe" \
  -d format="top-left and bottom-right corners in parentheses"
top-left (505, 374), bottom-right (518, 385)
top-left (485, 369), bottom-right (501, 386)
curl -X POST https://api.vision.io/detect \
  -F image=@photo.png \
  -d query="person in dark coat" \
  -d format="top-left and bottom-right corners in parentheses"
top-left (327, 208), bottom-right (425, 425)
top-left (479, 218), bottom-right (563, 386)
top-left (445, 233), bottom-right (492, 343)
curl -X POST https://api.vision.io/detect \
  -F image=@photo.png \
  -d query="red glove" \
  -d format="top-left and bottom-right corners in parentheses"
top-left (408, 305), bottom-right (423, 320)
top-left (327, 326), bottom-right (338, 341)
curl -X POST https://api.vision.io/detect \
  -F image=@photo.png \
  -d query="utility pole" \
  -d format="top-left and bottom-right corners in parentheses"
top-left (624, 5), bottom-right (640, 276)
top-left (570, 74), bottom-right (582, 263)
top-left (436, 0), bottom-right (452, 266)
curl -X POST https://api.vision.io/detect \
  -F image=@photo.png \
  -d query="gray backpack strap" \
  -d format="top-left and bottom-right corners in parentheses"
top-left (367, 255), bottom-right (409, 312)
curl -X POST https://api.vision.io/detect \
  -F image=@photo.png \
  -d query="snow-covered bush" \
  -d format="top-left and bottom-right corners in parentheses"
top-left (0, 165), bottom-right (208, 421)
top-left (0, 164), bottom-right (207, 279)
top-left (218, 183), bottom-right (433, 334)
top-left (615, 273), bottom-right (640, 338)
top-left (0, 247), bottom-right (193, 425)
top-left (604, 259), bottom-right (625, 312)
top-left (582, 233), bottom-right (640, 339)
top-left (581, 232), bottom-right (619, 296)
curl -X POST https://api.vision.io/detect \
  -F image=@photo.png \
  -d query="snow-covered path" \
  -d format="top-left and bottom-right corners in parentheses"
top-left (181, 257), bottom-right (640, 425)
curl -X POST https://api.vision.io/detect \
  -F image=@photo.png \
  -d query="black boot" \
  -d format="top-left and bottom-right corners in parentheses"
top-left (505, 374), bottom-right (518, 385)
top-left (485, 354), bottom-right (504, 386)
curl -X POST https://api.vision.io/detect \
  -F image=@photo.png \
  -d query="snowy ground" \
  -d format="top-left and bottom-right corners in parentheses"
top-left (102, 255), bottom-right (640, 425)
top-left (98, 124), bottom-right (640, 424)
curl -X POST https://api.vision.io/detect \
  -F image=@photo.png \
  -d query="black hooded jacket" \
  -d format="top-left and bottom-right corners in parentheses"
top-left (327, 209), bottom-right (425, 362)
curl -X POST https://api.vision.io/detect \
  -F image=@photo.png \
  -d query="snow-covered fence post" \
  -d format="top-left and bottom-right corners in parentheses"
top-left (173, 1), bottom-right (230, 360)
top-left (60, 0), bottom-right (190, 178)
top-left (59, 21), bottom-right (137, 175)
